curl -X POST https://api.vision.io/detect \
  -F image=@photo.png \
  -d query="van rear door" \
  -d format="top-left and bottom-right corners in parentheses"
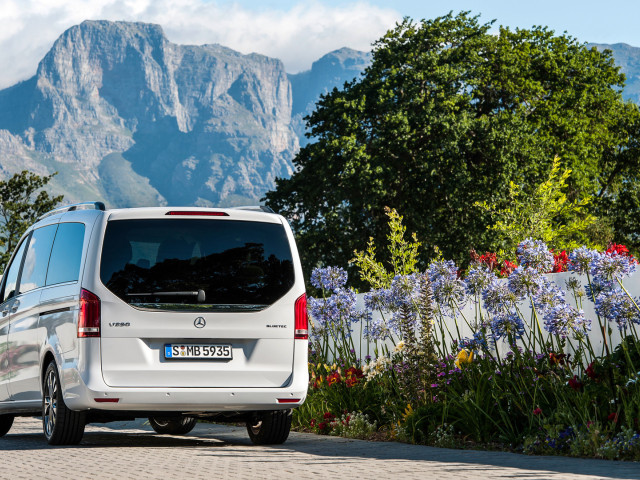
top-left (98, 214), bottom-right (297, 388)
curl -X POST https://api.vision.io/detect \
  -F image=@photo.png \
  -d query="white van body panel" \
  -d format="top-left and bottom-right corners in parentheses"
top-left (0, 206), bottom-right (308, 415)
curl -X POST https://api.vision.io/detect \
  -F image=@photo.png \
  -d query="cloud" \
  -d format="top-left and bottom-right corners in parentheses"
top-left (0, 0), bottom-right (400, 89)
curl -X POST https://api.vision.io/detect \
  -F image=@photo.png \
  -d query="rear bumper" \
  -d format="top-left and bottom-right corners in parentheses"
top-left (61, 338), bottom-right (309, 412)
top-left (66, 387), bottom-right (308, 411)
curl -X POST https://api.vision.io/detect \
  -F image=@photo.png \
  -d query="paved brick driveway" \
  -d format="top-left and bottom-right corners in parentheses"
top-left (0, 417), bottom-right (638, 479)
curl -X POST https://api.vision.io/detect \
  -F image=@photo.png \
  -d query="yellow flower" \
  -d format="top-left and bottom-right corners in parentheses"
top-left (394, 341), bottom-right (405, 352)
top-left (455, 349), bottom-right (474, 368)
top-left (402, 403), bottom-right (414, 421)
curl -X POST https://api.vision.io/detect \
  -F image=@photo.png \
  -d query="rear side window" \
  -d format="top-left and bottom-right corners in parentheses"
top-left (19, 225), bottom-right (57, 294)
top-left (100, 219), bottom-right (295, 311)
top-left (46, 223), bottom-right (85, 286)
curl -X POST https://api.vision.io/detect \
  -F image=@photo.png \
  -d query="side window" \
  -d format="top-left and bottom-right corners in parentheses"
top-left (46, 223), bottom-right (85, 286)
top-left (19, 224), bottom-right (57, 294)
top-left (1, 238), bottom-right (29, 302)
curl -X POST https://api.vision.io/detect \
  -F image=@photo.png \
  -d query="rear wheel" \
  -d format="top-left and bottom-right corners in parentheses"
top-left (42, 362), bottom-right (85, 445)
top-left (246, 410), bottom-right (292, 445)
top-left (0, 414), bottom-right (14, 437)
top-left (148, 416), bottom-right (197, 435)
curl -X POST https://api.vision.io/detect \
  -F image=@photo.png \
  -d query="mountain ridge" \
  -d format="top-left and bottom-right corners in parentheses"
top-left (0, 20), bottom-right (369, 208)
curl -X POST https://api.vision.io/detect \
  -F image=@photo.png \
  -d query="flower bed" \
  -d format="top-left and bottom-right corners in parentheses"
top-left (295, 239), bottom-right (640, 460)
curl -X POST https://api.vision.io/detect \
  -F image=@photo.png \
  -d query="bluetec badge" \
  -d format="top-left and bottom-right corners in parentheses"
top-left (165, 345), bottom-right (172, 357)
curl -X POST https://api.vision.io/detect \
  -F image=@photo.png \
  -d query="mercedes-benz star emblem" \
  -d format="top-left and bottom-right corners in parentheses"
top-left (194, 317), bottom-right (206, 328)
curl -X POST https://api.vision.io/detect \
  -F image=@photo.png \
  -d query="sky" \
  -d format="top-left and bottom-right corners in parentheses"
top-left (0, 0), bottom-right (638, 89)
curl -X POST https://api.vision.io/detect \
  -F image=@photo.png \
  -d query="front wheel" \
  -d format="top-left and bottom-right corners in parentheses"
top-left (148, 416), bottom-right (197, 435)
top-left (0, 414), bottom-right (14, 437)
top-left (42, 362), bottom-right (85, 445)
top-left (246, 410), bottom-right (292, 445)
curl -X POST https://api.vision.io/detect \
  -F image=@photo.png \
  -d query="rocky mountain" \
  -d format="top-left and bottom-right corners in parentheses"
top-left (289, 48), bottom-right (371, 146)
top-left (590, 43), bottom-right (640, 104)
top-left (0, 21), bottom-right (370, 207)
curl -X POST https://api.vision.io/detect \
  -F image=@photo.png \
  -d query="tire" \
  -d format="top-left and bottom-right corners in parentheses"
top-left (42, 362), bottom-right (85, 445)
top-left (148, 416), bottom-right (197, 435)
top-left (0, 414), bottom-right (14, 437)
top-left (246, 410), bottom-right (292, 445)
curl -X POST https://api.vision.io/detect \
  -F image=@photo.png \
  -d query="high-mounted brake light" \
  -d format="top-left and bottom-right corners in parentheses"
top-left (78, 288), bottom-right (101, 338)
top-left (294, 293), bottom-right (308, 340)
top-left (165, 211), bottom-right (229, 216)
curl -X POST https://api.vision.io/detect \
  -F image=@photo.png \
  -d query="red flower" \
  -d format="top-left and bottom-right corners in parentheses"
top-left (568, 375), bottom-right (582, 391)
top-left (309, 418), bottom-right (316, 428)
top-left (318, 422), bottom-right (327, 431)
top-left (608, 412), bottom-right (618, 423)
top-left (323, 412), bottom-right (335, 420)
top-left (479, 252), bottom-right (499, 271)
top-left (312, 375), bottom-right (324, 389)
top-left (345, 376), bottom-right (359, 388)
top-left (586, 362), bottom-right (598, 380)
top-left (345, 366), bottom-right (364, 379)
top-left (500, 260), bottom-right (516, 277)
top-left (326, 372), bottom-right (342, 386)
top-left (552, 250), bottom-right (569, 273)
top-left (533, 407), bottom-right (542, 416)
top-left (606, 243), bottom-right (637, 263)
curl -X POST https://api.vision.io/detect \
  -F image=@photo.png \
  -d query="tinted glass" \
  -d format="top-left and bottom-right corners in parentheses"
top-left (46, 223), bottom-right (85, 286)
top-left (2, 238), bottom-right (28, 302)
top-left (100, 219), bottom-right (295, 311)
top-left (20, 225), bottom-right (57, 294)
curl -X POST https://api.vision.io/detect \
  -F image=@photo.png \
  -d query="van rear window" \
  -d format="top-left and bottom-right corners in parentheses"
top-left (100, 219), bottom-right (295, 311)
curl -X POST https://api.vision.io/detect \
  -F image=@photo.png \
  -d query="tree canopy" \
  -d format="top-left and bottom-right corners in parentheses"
top-left (0, 171), bottom-right (63, 269)
top-left (265, 12), bottom-right (640, 282)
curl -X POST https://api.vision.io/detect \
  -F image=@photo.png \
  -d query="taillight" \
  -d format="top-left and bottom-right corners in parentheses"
top-left (165, 211), bottom-right (228, 216)
top-left (294, 293), bottom-right (308, 340)
top-left (78, 288), bottom-right (101, 337)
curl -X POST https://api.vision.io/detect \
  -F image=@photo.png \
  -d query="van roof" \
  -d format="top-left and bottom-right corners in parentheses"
top-left (37, 203), bottom-right (280, 225)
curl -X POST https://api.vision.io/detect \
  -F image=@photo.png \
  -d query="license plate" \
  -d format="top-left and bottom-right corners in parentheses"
top-left (164, 344), bottom-right (232, 360)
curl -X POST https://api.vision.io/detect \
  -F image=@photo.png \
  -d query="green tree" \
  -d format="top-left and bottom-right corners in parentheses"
top-left (265, 12), bottom-right (640, 282)
top-left (475, 155), bottom-right (606, 253)
top-left (0, 171), bottom-right (63, 269)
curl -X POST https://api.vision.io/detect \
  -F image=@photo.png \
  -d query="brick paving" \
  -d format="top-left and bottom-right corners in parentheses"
top-left (0, 417), bottom-right (638, 479)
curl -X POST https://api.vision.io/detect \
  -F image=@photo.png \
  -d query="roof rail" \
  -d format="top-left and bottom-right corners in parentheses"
top-left (232, 205), bottom-right (275, 214)
top-left (38, 201), bottom-right (106, 221)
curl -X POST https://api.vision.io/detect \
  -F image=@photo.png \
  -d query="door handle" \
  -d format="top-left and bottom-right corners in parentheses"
top-left (10, 301), bottom-right (19, 313)
top-left (1, 308), bottom-right (8, 317)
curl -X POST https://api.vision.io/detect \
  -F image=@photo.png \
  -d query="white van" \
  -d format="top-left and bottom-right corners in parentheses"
top-left (0, 203), bottom-right (308, 445)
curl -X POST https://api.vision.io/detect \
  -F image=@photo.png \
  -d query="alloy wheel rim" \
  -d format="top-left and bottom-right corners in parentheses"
top-left (43, 369), bottom-right (57, 438)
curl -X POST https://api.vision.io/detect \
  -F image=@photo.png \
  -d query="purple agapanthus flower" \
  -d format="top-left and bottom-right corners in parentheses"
top-left (465, 266), bottom-right (496, 297)
top-left (543, 303), bottom-right (590, 338)
top-left (568, 247), bottom-right (600, 275)
top-left (508, 266), bottom-right (543, 299)
top-left (310, 266), bottom-right (348, 292)
top-left (595, 288), bottom-right (640, 330)
top-left (591, 253), bottom-right (637, 288)
top-left (490, 311), bottom-right (525, 341)
top-left (516, 238), bottom-right (553, 273)
top-left (533, 277), bottom-right (565, 314)
top-left (482, 279), bottom-right (515, 314)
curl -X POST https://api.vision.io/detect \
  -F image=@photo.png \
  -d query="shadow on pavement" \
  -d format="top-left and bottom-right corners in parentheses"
top-left (196, 427), bottom-right (640, 480)
top-left (2, 420), bottom-right (638, 479)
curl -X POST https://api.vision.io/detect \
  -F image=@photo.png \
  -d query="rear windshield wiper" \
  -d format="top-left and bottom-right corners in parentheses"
top-left (127, 289), bottom-right (206, 302)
